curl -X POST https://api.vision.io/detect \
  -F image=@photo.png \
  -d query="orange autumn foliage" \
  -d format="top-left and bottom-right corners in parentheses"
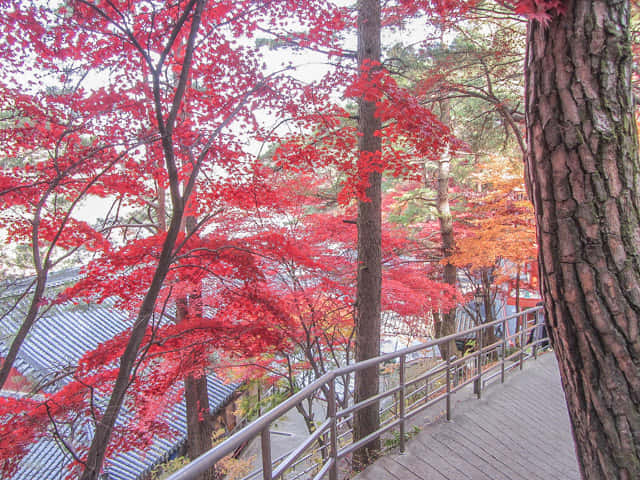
top-left (449, 157), bottom-right (537, 276)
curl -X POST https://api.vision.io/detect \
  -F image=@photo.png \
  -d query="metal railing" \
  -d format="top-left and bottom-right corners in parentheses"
top-left (167, 306), bottom-right (547, 480)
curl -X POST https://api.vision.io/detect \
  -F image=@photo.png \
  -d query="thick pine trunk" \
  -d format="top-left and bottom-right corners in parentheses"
top-left (525, 1), bottom-right (640, 477)
top-left (435, 99), bottom-right (458, 360)
top-left (184, 375), bottom-right (213, 458)
top-left (353, 0), bottom-right (382, 470)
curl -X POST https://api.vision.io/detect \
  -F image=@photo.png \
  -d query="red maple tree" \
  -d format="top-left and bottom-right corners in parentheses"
top-left (0, 0), bottom-right (564, 478)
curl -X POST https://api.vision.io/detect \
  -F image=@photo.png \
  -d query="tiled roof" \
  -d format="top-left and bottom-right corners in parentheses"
top-left (1, 270), bottom-right (239, 479)
top-left (1, 299), bottom-right (129, 390)
top-left (10, 376), bottom-right (237, 480)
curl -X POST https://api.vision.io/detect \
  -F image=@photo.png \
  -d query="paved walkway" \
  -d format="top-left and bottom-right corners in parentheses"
top-left (354, 353), bottom-right (581, 480)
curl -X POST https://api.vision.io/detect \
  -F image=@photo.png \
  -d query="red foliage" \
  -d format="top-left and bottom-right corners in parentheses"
top-left (274, 60), bottom-right (462, 204)
top-left (498, 0), bottom-right (566, 24)
top-left (0, 0), bottom-right (473, 476)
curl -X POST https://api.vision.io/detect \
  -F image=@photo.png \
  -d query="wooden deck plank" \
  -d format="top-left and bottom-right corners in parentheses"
top-left (354, 353), bottom-right (580, 480)
top-left (388, 453), bottom-right (449, 480)
top-left (404, 438), bottom-right (468, 480)
top-left (411, 434), bottom-right (493, 480)
top-left (446, 415), bottom-right (546, 480)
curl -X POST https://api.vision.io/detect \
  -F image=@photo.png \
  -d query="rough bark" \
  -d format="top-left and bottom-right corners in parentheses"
top-left (353, 0), bottom-right (382, 470)
top-left (184, 375), bottom-right (213, 458)
top-left (525, 1), bottom-right (640, 478)
top-left (177, 298), bottom-right (218, 479)
top-left (481, 269), bottom-right (498, 347)
top-left (179, 215), bottom-right (218, 480)
top-left (434, 99), bottom-right (458, 360)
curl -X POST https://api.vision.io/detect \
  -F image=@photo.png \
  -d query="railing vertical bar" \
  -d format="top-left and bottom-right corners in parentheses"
top-left (445, 355), bottom-right (451, 421)
top-left (475, 332), bottom-right (483, 399)
top-left (425, 371), bottom-right (430, 405)
top-left (533, 309), bottom-right (540, 360)
top-left (399, 354), bottom-right (406, 454)
top-left (520, 316), bottom-right (526, 370)
top-left (328, 376), bottom-right (338, 480)
top-left (261, 427), bottom-right (273, 480)
top-left (501, 318), bottom-right (506, 383)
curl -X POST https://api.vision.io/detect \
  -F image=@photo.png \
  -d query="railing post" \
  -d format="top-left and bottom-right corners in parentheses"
top-left (445, 355), bottom-right (451, 421)
top-left (519, 316), bottom-right (526, 370)
top-left (328, 376), bottom-right (338, 480)
top-left (501, 318), bottom-right (506, 383)
top-left (533, 310), bottom-right (540, 360)
top-left (424, 371), bottom-right (430, 406)
top-left (474, 331), bottom-right (483, 399)
top-left (261, 427), bottom-right (272, 480)
top-left (399, 354), bottom-right (406, 454)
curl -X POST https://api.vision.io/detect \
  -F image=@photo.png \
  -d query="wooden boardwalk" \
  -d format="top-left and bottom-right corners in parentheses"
top-left (354, 353), bottom-right (581, 480)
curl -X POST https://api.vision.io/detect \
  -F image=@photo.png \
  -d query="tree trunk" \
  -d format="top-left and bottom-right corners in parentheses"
top-left (80, 1), bottom-right (206, 476)
top-left (353, 0), bottom-right (382, 470)
top-left (515, 264), bottom-right (521, 314)
top-left (525, 1), bottom-right (640, 477)
top-left (481, 269), bottom-right (497, 347)
top-left (80, 212), bottom-right (185, 480)
top-left (184, 374), bottom-right (218, 479)
top-left (434, 99), bottom-right (458, 360)
top-left (179, 215), bottom-right (218, 480)
top-left (0, 272), bottom-right (47, 390)
top-left (177, 297), bottom-right (218, 479)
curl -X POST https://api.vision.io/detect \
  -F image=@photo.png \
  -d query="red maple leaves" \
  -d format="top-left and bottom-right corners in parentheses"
top-left (0, 0), bottom-right (548, 476)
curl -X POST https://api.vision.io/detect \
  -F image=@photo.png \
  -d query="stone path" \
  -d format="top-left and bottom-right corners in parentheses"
top-left (354, 352), bottom-right (581, 480)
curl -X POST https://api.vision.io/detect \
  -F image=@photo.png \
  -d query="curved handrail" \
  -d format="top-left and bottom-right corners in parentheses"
top-left (167, 306), bottom-right (545, 480)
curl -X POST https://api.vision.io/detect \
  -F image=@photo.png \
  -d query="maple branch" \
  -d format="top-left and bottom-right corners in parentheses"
top-left (41, 150), bottom-right (127, 272)
top-left (163, 0), bottom-right (201, 136)
top-left (254, 25), bottom-right (355, 58)
top-left (0, 278), bottom-right (36, 323)
top-left (45, 402), bottom-right (87, 467)
top-left (98, 223), bottom-right (158, 233)
top-left (170, 243), bottom-right (260, 264)
top-left (210, 361), bottom-right (288, 380)
top-left (151, 1), bottom-right (204, 227)
top-left (0, 179), bottom-right (53, 197)
top-left (73, 376), bottom-right (99, 427)
top-left (75, 0), bottom-right (153, 66)
top-left (169, 210), bottom-right (222, 259)
top-left (30, 366), bottom-right (75, 395)
top-left (183, 82), bottom-right (265, 201)
top-left (129, 304), bottom-right (167, 390)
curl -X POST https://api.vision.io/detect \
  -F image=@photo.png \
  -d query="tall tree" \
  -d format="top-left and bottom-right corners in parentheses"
top-left (524, 0), bottom-right (640, 477)
top-left (0, 78), bottom-right (123, 391)
top-left (0, 0), bottom-right (349, 478)
top-left (353, 0), bottom-right (383, 469)
top-left (434, 99), bottom-right (458, 359)
top-left (179, 215), bottom-right (218, 480)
